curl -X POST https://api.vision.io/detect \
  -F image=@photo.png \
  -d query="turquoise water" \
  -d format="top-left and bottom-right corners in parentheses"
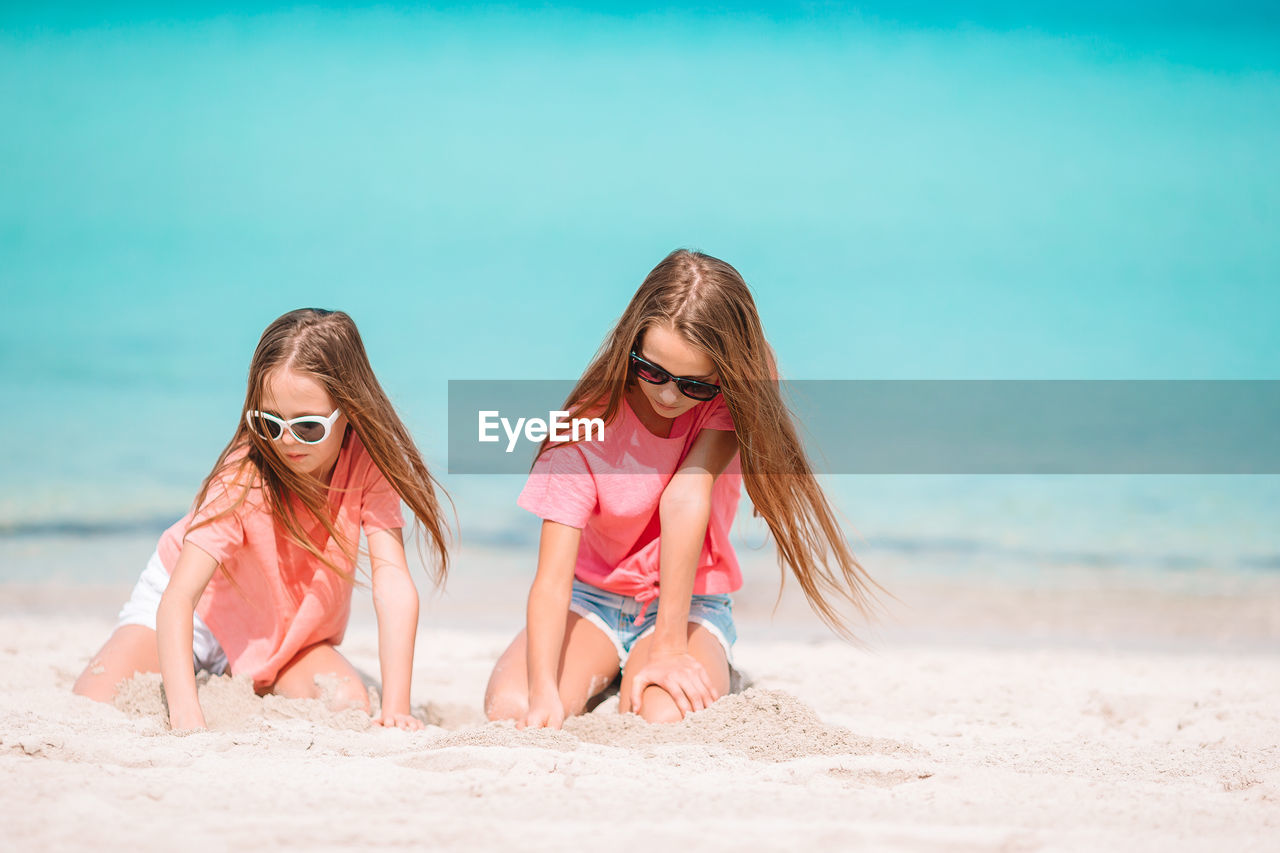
top-left (2, 5), bottom-right (1278, 579)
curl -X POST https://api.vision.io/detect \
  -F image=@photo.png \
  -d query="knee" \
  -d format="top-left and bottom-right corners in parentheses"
top-left (638, 702), bottom-right (684, 725)
top-left (72, 658), bottom-right (116, 703)
top-left (72, 674), bottom-right (110, 703)
top-left (636, 686), bottom-right (685, 725)
top-left (484, 688), bottom-right (527, 722)
top-left (346, 684), bottom-right (372, 715)
top-left (321, 674), bottom-right (371, 714)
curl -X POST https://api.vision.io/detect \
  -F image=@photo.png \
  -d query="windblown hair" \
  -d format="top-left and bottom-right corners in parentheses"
top-left (543, 249), bottom-right (880, 637)
top-left (188, 309), bottom-right (449, 586)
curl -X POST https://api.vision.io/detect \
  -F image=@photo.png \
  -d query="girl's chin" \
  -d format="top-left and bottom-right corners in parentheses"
top-left (280, 455), bottom-right (317, 474)
top-left (652, 404), bottom-right (689, 419)
top-left (630, 385), bottom-right (690, 419)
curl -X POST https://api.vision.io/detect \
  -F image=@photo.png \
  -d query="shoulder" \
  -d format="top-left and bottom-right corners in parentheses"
top-left (338, 430), bottom-right (381, 481)
top-left (694, 394), bottom-right (735, 433)
top-left (531, 438), bottom-right (595, 476)
top-left (203, 448), bottom-right (261, 505)
top-left (541, 401), bottom-right (630, 461)
top-left (184, 448), bottom-right (261, 536)
top-left (338, 432), bottom-right (405, 519)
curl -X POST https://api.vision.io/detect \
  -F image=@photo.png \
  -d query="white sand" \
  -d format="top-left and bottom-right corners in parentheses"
top-left (1, 547), bottom-right (1278, 851)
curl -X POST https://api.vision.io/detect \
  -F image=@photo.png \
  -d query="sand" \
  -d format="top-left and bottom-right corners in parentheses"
top-left (1, 549), bottom-right (1278, 851)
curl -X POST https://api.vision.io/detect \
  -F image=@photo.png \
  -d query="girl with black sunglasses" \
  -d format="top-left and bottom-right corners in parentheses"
top-left (484, 249), bottom-right (879, 728)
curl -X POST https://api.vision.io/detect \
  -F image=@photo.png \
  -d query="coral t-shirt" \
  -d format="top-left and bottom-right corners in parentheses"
top-left (517, 394), bottom-right (742, 606)
top-left (156, 431), bottom-right (404, 687)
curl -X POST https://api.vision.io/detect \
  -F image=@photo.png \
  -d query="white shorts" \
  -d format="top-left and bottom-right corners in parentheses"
top-left (116, 551), bottom-right (229, 675)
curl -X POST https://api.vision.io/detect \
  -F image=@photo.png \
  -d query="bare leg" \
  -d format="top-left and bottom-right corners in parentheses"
top-left (72, 625), bottom-right (161, 703)
top-left (484, 612), bottom-right (620, 721)
top-left (620, 623), bottom-right (731, 724)
top-left (270, 643), bottom-right (371, 713)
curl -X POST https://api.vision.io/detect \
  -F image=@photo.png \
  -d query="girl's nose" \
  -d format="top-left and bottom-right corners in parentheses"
top-left (658, 385), bottom-right (681, 406)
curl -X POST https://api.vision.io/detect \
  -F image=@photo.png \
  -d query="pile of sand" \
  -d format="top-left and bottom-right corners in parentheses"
top-left (113, 672), bottom-right (372, 732)
top-left (107, 672), bottom-right (912, 768)
top-left (565, 688), bottom-right (918, 762)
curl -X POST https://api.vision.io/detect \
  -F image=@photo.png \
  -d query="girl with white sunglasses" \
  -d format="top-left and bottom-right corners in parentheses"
top-left (74, 309), bottom-right (449, 731)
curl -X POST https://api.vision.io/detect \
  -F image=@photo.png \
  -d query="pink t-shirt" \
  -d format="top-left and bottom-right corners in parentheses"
top-left (517, 394), bottom-right (742, 606)
top-left (156, 431), bottom-right (404, 687)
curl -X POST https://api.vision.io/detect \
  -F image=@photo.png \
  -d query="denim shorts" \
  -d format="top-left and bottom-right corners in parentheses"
top-left (569, 578), bottom-right (737, 667)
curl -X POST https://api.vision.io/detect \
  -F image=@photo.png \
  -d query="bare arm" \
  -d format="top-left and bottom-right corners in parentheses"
top-left (630, 427), bottom-right (740, 714)
top-left (155, 542), bottom-right (220, 731)
top-left (368, 527), bottom-right (422, 731)
top-left (524, 519), bottom-right (582, 728)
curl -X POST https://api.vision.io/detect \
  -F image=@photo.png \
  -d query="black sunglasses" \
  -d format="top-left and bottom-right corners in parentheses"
top-left (629, 352), bottom-right (721, 402)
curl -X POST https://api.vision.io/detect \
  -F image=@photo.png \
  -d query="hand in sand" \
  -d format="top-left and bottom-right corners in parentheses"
top-left (521, 686), bottom-right (565, 730)
top-left (373, 711), bottom-right (424, 731)
top-left (167, 707), bottom-right (208, 732)
top-left (628, 650), bottom-right (717, 718)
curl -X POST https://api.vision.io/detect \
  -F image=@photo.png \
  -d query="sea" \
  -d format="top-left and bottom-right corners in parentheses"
top-left (2, 3), bottom-right (1277, 586)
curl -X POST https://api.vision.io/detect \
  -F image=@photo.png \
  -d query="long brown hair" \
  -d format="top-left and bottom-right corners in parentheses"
top-left (547, 249), bottom-right (880, 637)
top-left (188, 309), bottom-right (449, 586)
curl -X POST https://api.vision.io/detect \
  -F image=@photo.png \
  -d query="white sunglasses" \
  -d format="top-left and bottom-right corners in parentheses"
top-left (246, 408), bottom-right (342, 445)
